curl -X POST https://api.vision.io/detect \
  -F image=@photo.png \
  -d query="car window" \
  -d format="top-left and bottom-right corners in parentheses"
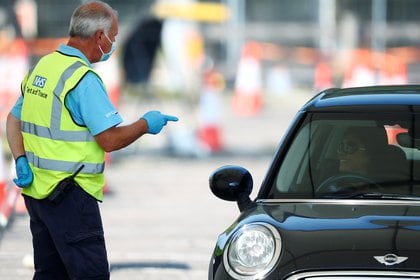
top-left (267, 112), bottom-right (420, 199)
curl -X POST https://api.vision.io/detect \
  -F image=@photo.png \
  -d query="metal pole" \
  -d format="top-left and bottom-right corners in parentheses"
top-left (372, 0), bottom-right (387, 53)
top-left (225, 0), bottom-right (245, 75)
top-left (319, 0), bottom-right (336, 56)
top-left (372, 0), bottom-right (387, 84)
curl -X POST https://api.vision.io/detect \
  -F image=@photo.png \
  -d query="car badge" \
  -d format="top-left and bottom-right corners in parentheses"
top-left (374, 254), bottom-right (408, 266)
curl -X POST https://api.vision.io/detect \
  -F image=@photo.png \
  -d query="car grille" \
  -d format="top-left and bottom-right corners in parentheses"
top-left (286, 271), bottom-right (420, 280)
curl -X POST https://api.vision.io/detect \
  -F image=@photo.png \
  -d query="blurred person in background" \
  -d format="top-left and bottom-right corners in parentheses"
top-left (5, 1), bottom-right (178, 279)
top-left (122, 16), bottom-right (163, 98)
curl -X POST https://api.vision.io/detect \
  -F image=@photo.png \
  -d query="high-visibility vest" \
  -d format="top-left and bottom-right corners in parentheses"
top-left (20, 51), bottom-right (105, 201)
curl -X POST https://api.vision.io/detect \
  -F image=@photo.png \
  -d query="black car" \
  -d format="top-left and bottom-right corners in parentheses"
top-left (209, 85), bottom-right (420, 279)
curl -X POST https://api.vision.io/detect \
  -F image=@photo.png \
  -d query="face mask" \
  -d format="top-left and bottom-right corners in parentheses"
top-left (98, 33), bottom-right (116, 62)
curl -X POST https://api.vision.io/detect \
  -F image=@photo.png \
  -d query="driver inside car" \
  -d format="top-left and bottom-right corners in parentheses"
top-left (316, 128), bottom-right (380, 193)
top-left (337, 131), bottom-right (371, 175)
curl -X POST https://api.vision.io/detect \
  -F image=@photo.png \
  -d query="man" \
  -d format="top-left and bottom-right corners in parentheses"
top-left (6, 1), bottom-right (178, 279)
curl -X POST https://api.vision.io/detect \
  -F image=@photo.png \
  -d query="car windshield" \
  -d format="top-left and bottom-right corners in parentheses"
top-left (266, 112), bottom-right (420, 199)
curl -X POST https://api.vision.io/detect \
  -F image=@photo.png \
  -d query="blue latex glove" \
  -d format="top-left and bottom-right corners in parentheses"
top-left (141, 110), bottom-right (179, 135)
top-left (13, 155), bottom-right (33, 188)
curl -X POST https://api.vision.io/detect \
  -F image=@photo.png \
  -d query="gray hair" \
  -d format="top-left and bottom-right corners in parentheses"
top-left (69, 1), bottom-right (117, 38)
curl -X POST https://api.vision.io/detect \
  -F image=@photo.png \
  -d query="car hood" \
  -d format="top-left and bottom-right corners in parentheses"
top-left (243, 200), bottom-right (420, 271)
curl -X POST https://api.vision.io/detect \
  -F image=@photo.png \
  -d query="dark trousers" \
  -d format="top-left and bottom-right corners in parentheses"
top-left (23, 185), bottom-right (110, 280)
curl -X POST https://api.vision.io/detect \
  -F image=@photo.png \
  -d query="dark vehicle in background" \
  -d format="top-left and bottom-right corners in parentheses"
top-left (209, 85), bottom-right (420, 279)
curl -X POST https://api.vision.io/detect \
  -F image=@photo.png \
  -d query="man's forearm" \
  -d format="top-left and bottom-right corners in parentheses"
top-left (94, 118), bottom-right (149, 153)
top-left (6, 113), bottom-right (25, 160)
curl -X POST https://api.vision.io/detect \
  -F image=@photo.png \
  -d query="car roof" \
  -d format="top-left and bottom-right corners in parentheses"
top-left (303, 85), bottom-right (420, 112)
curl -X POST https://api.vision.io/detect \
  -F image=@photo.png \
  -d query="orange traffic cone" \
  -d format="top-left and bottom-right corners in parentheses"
top-left (13, 189), bottom-right (27, 215)
top-left (0, 185), bottom-right (6, 229)
top-left (0, 38), bottom-right (29, 121)
top-left (0, 143), bottom-right (7, 227)
top-left (314, 60), bottom-right (333, 91)
top-left (198, 69), bottom-right (225, 152)
top-left (0, 134), bottom-right (25, 227)
top-left (7, 157), bottom-right (27, 215)
top-left (342, 49), bottom-right (376, 87)
top-left (378, 54), bottom-right (408, 85)
top-left (232, 41), bottom-right (263, 116)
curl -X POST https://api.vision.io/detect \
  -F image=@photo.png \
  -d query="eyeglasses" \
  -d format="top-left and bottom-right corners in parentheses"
top-left (337, 140), bottom-right (367, 155)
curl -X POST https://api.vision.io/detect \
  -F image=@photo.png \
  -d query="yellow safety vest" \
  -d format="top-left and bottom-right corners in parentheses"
top-left (20, 51), bottom-right (105, 201)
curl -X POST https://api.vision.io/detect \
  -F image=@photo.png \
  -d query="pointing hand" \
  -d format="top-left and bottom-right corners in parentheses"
top-left (141, 110), bottom-right (179, 135)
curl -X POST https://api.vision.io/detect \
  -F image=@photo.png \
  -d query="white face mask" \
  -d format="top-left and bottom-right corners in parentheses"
top-left (98, 33), bottom-right (116, 62)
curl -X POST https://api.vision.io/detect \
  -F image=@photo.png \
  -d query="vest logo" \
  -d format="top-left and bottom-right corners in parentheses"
top-left (32, 75), bottom-right (47, 88)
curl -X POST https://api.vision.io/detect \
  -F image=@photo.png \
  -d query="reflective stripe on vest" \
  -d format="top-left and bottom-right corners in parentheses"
top-left (26, 151), bottom-right (104, 174)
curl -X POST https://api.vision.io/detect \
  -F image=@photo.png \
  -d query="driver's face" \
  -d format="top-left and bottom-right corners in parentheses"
top-left (338, 135), bottom-right (369, 174)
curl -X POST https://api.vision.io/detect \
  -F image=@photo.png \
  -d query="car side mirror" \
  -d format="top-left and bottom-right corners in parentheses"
top-left (209, 165), bottom-right (255, 212)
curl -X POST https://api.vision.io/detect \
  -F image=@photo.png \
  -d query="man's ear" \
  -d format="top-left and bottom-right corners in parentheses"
top-left (94, 29), bottom-right (104, 44)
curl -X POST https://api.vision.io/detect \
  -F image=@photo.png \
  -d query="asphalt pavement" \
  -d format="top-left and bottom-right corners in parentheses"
top-left (0, 90), bottom-right (310, 279)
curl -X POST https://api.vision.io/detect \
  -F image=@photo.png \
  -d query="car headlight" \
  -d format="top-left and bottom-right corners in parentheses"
top-left (223, 222), bottom-right (282, 279)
